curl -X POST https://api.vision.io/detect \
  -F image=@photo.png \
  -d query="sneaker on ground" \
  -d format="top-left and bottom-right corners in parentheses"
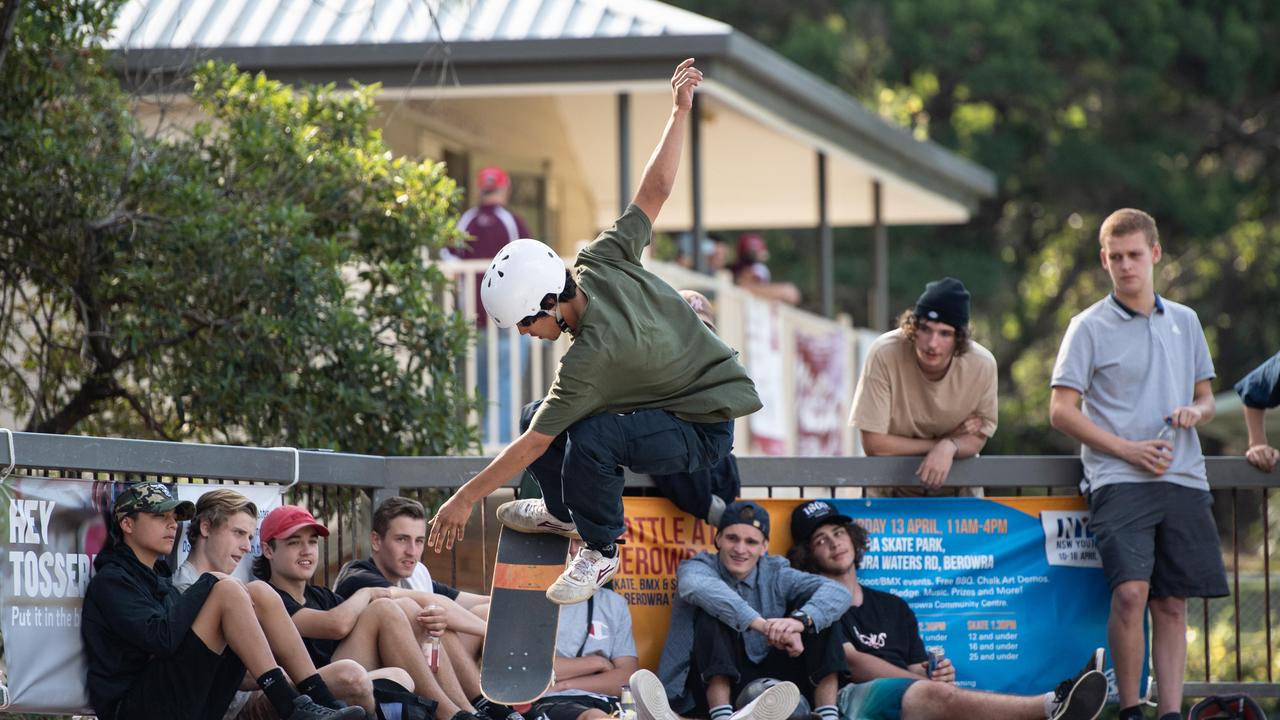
top-left (496, 499), bottom-right (580, 538)
top-left (546, 545), bottom-right (619, 605)
top-left (1047, 669), bottom-right (1107, 720)
top-left (630, 669), bottom-right (679, 720)
top-left (728, 680), bottom-right (801, 720)
top-left (286, 694), bottom-right (366, 720)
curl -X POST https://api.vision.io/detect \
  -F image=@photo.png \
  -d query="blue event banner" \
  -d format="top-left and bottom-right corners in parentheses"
top-left (829, 496), bottom-right (1140, 697)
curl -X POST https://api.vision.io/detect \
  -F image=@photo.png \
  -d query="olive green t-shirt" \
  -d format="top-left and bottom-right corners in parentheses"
top-left (530, 206), bottom-right (762, 437)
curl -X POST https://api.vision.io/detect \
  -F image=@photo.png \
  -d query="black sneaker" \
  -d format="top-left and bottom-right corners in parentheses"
top-left (480, 703), bottom-right (524, 720)
top-left (1047, 669), bottom-right (1107, 720)
top-left (286, 694), bottom-right (367, 720)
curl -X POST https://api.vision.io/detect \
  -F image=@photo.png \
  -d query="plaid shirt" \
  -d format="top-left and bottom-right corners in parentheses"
top-left (657, 551), bottom-right (851, 713)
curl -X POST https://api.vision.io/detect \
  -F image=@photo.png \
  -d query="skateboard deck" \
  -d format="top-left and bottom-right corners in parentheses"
top-left (480, 527), bottom-right (571, 705)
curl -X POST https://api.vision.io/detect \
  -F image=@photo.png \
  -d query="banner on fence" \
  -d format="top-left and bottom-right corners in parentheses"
top-left (616, 496), bottom-right (1127, 696)
top-left (794, 328), bottom-right (850, 456)
top-left (0, 476), bottom-right (281, 713)
top-left (828, 497), bottom-right (1129, 694)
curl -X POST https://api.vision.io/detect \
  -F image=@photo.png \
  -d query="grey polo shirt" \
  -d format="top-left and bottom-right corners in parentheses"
top-left (1051, 293), bottom-right (1215, 492)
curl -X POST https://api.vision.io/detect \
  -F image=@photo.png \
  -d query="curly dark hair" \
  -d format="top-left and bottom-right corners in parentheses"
top-left (897, 308), bottom-right (971, 357)
top-left (786, 520), bottom-right (870, 574)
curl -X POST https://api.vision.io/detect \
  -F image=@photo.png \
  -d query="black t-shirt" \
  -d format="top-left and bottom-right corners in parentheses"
top-left (333, 557), bottom-right (461, 601)
top-left (273, 584), bottom-right (344, 667)
top-left (839, 585), bottom-right (927, 670)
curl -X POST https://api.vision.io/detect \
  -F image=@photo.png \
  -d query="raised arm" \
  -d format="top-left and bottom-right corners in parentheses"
top-left (631, 58), bottom-right (703, 223)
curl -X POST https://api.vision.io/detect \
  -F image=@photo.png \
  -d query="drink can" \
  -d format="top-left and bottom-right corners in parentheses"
top-left (926, 646), bottom-right (945, 678)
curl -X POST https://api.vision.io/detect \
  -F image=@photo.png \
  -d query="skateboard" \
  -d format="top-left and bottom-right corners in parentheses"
top-left (480, 527), bottom-right (572, 705)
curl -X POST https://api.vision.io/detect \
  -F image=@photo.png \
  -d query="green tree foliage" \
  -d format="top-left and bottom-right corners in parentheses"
top-left (674, 0), bottom-right (1280, 453)
top-left (0, 1), bottom-right (476, 455)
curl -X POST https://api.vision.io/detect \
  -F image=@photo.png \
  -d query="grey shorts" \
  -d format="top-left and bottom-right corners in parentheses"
top-left (1088, 482), bottom-right (1229, 598)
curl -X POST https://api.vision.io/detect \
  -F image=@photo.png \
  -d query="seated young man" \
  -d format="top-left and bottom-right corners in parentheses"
top-left (655, 501), bottom-right (847, 720)
top-left (82, 482), bottom-right (364, 720)
top-left (526, 540), bottom-right (639, 720)
top-left (786, 499), bottom-right (1107, 720)
top-left (175, 489), bottom-right (410, 717)
top-left (334, 496), bottom-right (498, 717)
top-left (255, 504), bottom-right (494, 720)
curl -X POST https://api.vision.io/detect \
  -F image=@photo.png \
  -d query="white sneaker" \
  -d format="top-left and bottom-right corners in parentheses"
top-left (629, 669), bottom-right (678, 720)
top-left (728, 681), bottom-right (801, 720)
top-left (495, 499), bottom-right (580, 538)
top-left (546, 545), bottom-right (619, 605)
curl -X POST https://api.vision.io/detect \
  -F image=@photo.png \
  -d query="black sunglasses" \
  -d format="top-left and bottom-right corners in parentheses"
top-left (517, 311), bottom-right (550, 328)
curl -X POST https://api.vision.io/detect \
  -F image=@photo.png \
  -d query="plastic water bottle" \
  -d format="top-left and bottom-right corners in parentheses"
top-left (424, 605), bottom-right (441, 672)
top-left (619, 684), bottom-right (637, 720)
top-left (1155, 417), bottom-right (1176, 461)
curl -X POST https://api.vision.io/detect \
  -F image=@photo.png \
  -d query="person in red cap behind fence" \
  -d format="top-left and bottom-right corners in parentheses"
top-left (454, 165), bottom-right (535, 445)
top-left (252, 505), bottom-right (503, 720)
top-left (729, 233), bottom-right (800, 305)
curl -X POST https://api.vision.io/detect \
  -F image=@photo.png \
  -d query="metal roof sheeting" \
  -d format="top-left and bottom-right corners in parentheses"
top-left (107, 0), bottom-right (733, 49)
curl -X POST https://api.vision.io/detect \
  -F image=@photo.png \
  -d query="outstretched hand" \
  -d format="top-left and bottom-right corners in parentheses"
top-left (428, 493), bottom-right (473, 552)
top-left (671, 58), bottom-right (703, 113)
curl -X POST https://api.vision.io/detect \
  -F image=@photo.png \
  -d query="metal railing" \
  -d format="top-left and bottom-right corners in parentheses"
top-left (0, 430), bottom-right (1275, 707)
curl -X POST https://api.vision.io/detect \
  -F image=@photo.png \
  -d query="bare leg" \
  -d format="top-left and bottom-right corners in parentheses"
top-left (318, 660), bottom-right (374, 713)
top-left (576, 711), bottom-right (609, 720)
top-left (190, 578), bottom-right (281, 678)
top-left (707, 675), bottom-right (732, 709)
top-left (245, 580), bottom-right (323, 683)
top-left (370, 667), bottom-right (415, 694)
top-left (814, 673), bottom-right (837, 709)
top-left (332, 597), bottom-right (464, 717)
top-left (1108, 580), bottom-right (1150, 709)
top-left (900, 680), bottom-right (1045, 720)
top-left (1148, 596), bottom-right (1187, 716)
top-left (395, 597), bottom-right (481, 708)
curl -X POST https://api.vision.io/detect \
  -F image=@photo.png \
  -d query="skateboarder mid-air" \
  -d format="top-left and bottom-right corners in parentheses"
top-left (427, 57), bottom-right (761, 605)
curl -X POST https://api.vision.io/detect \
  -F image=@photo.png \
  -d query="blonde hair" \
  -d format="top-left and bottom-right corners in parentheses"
top-left (1099, 208), bottom-right (1159, 247)
top-left (187, 489), bottom-right (259, 545)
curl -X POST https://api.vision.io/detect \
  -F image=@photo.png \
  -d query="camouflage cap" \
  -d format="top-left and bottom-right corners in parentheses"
top-left (113, 482), bottom-right (195, 523)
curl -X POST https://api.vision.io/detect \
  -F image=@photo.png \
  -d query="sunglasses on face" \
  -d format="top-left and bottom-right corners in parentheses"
top-left (517, 311), bottom-right (550, 328)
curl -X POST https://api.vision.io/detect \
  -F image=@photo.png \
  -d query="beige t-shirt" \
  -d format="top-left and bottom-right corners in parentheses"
top-left (850, 328), bottom-right (998, 440)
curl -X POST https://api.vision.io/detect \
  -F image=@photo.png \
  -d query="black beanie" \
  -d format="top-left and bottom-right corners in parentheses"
top-left (914, 277), bottom-right (970, 330)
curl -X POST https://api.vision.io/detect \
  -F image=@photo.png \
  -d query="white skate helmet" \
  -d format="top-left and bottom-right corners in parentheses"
top-left (481, 239), bottom-right (567, 328)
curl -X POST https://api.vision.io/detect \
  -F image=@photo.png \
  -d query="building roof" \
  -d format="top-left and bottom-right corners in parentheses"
top-left (109, 0), bottom-right (731, 49)
top-left (108, 0), bottom-right (997, 229)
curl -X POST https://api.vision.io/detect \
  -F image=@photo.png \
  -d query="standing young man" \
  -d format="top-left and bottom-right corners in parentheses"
top-left (1049, 208), bottom-right (1228, 720)
top-left (82, 482), bottom-right (363, 720)
top-left (427, 58), bottom-right (761, 605)
top-left (785, 500), bottom-right (1107, 720)
top-left (849, 277), bottom-right (997, 497)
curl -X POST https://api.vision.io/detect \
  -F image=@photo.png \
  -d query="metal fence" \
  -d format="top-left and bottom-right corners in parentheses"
top-left (0, 431), bottom-right (1275, 706)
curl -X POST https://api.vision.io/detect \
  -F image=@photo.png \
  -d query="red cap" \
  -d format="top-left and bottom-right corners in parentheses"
top-left (260, 505), bottom-right (329, 544)
top-left (477, 166), bottom-right (510, 191)
top-left (738, 233), bottom-right (766, 256)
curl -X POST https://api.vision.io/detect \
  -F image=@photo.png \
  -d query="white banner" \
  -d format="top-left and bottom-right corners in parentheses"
top-left (743, 296), bottom-right (787, 454)
top-left (1, 477), bottom-right (282, 713)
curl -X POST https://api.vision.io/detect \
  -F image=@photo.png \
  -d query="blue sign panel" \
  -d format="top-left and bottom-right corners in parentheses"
top-left (829, 497), bottom-right (1142, 697)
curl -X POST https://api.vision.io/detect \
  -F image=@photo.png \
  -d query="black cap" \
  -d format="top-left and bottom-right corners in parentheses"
top-left (718, 500), bottom-right (770, 539)
top-left (914, 277), bottom-right (970, 330)
top-left (789, 500), bottom-right (852, 544)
